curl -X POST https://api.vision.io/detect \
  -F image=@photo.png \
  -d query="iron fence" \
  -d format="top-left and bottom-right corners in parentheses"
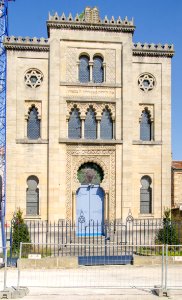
top-left (7, 218), bottom-right (182, 259)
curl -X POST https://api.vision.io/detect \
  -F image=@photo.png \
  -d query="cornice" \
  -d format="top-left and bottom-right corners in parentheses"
top-left (133, 43), bottom-right (174, 58)
top-left (47, 21), bottom-right (135, 36)
top-left (47, 11), bottom-right (135, 36)
top-left (4, 36), bottom-right (50, 52)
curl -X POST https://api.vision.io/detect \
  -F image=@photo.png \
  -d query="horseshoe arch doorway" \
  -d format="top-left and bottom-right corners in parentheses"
top-left (76, 162), bottom-right (105, 236)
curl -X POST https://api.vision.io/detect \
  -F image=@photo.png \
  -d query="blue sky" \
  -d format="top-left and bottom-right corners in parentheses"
top-left (8, 0), bottom-right (182, 160)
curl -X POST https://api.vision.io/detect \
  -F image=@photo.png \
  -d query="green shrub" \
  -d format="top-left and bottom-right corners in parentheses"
top-left (155, 208), bottom-right (179, 245)
top-left (11, 208), bottom-right (31, 256)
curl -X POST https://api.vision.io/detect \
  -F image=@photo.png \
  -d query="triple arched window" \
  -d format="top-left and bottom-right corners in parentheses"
top-left (140, 109), bottom-right (152, 141)
top-left (68, 106), bottom-right (113, 140)
top-left (26, 175), bottom-right (39, 215)
top-left (79, 55), bottom-right (104, 83)
top-left (140, 175), bottom-right (152, 214)
top-left (27, 106), bottom-right (40, 139)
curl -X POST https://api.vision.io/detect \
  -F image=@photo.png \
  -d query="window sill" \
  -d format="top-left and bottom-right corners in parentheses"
top-left (59, 138), bottom-right (123, 145)
top-left (132, 140), bottom-right (162, 145)
top-left (16, 138), bottom-right (48, 144)
top-left (24, 215), bottom-right (42, 220)
top-left (138, 214), bottom-right (155, 218)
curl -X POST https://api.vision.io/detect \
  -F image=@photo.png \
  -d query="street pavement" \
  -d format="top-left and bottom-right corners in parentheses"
top-left (0, 265), bottom-right (181, 299)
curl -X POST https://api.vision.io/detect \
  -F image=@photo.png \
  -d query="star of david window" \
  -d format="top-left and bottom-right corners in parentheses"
top-left (25, 69), bottom-right (43, 88)
top-left (138, 73), bottom-right (155, 92)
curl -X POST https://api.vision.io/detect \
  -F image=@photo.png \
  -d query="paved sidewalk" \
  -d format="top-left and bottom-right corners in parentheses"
top-left (23, 287), bottom-right (182, 300)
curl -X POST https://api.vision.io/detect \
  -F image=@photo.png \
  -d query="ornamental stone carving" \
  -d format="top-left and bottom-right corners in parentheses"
top-left (105, 49), bottom-right (116, 84)
top-left (24, 69), bottom-right (43, 88)
top-left (66, 145), bottom-right (116, 222)
top-left (24, 100), bottom-right (42, 120)
top-left (66, 48), bottom-right (78, 82)
top-left (138, 73), bottom-right (156, 92)
top-left (67, 102), bottom-right (115, 120)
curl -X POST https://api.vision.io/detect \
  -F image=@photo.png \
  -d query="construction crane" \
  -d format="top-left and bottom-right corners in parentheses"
top-left (0, 0), bottom-right (15, 250)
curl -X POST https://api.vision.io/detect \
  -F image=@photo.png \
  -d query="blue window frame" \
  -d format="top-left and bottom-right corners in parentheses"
top-left (140, 110), bottom-right (151, 141)
top-left (27, 107), bottom-right (40, 139)
top-left (85, 108), bottom-right (96, 139)
top-left (93, 56), bottom-right (104, 83)
top-left (68, 108), bottom-right (81, 139)
top-left (79, 55), bottom-right (90, 83)
top-left (140, 176), bottom-right (152, 214)
top-left (100, 109), bottom-right (113, 139)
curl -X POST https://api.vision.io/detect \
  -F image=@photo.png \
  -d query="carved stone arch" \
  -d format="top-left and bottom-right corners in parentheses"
top-left (139, 106), bottom-right (152, 123)
top-left (72, 156), bottom-right (109, 192)
top-left (25, 103), bottom-right (41, 120)
top-left (78, 52), bottom-right (90, 61)
top-left (66, 145), bottom-right (116, 223)
top-left (86, 104), bottom-right (97, 116)
top-left (101, 104), bottom-right (112, 116)
top-left (67, 103), bottom-right (81, 121)
top-left (93, 53), bottom-right (104, 61)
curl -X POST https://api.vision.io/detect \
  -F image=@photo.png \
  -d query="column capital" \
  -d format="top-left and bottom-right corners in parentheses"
top-left (96, 116), bottom-right (102, 121)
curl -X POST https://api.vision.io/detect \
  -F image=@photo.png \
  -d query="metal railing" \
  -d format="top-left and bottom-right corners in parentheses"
top-left (7, 218), bottom-right (182, 259)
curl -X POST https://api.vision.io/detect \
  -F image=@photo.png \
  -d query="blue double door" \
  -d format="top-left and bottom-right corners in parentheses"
top-left (76, 185), bottom-right (104, 236)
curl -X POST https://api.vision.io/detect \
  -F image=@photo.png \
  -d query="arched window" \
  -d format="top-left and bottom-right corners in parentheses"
top-left (85, 108), bottom-right (96, 139)
top-left (140, 175), bottom-right (152, 214)
top-left (68, 108), bottom-right (81, 139)
top-left (26, 176), bottom-right (39, 215)
top-left (100, 109), bottom-right (113, 139)
top-left (27, 107), bottom-right (40, 139)
top-left (93, 56), bottom-right (104, 83)
top-left (140, 109), bottom-right (151, 141)
top-left (79, 55), bottom-right (90, 83)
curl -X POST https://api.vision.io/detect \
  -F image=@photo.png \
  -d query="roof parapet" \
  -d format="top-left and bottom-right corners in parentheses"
top-left (133, 42), bottom-right (174, 57)
top-left (47, 7), bottom-right (135, 36)
top-left (4, 36), bottom-right (49, 51)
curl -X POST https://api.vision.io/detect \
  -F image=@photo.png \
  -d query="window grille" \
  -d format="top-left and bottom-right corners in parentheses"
top-left (68, 108), bottom-right (81, 139)
top-left (140, 176), bottom-right (152, 214)
top-left (140, 110), bottom-right (151, 141)
top-left (27, 107), bottom-right (40, 139)
top-left (26, 176), bottom-right (39, 215)
top-left (100, 109), bottom-right (113, 139)
top-left (79, 55), bottom-right (90, 83)
top-left (85, 108), bottom-right (96, 139)
top-left (93, 56), bottom-right (104, 83)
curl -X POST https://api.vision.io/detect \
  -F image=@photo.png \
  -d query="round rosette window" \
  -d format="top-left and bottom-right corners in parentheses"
top-left (138, 73), bottom-right (156, 92)
top-left (24, 69), bottom-right (43, 88)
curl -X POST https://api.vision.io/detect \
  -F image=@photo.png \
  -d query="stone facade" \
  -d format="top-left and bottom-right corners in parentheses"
top-left (172, 161), bottom-right (182, 209)
top-left (4, 7), bottom-right (174, 222)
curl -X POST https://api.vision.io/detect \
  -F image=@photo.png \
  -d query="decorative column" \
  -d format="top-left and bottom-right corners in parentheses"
top-left (104, 192), bottom-right (109, 222)
top-left (72, 191), bottom-right (76, 224)
top-left (112, 117), bottom-right (115, 140)
top-left (66, 117), bottom-right (69, 138)
top-left (81, 116), bottom-right (85, 139)
top-left (151, 118), bottom-right (154, 140)
top-left (96, 117), bottom-right (101, 139)
top-left (103, 62), bottom-right (106, 82)
top-left (89, 62), bottom-right (93, 82)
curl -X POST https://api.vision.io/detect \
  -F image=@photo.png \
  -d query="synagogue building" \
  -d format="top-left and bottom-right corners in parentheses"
top-left (4, 7), bottom-right (174, 223)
